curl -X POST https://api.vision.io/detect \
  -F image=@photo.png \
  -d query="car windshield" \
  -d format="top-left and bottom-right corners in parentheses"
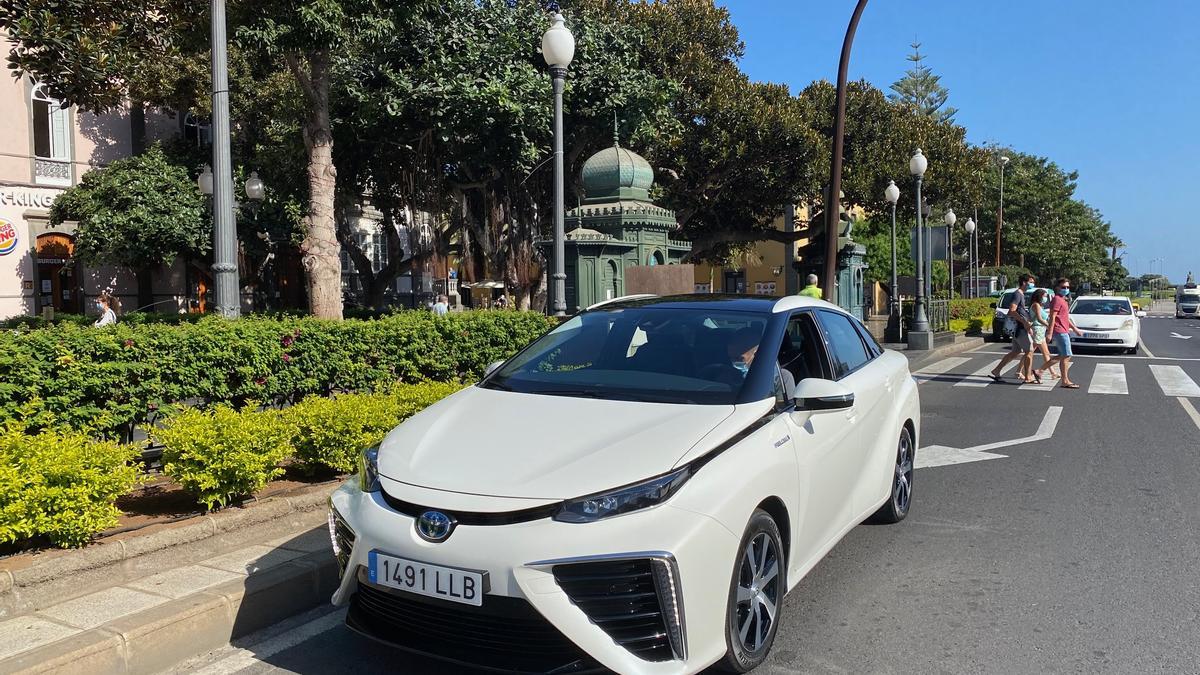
top-left (999, 291), bottom-right (1017, 308)
top-left (484, 308), bottom-right (769, 405)
top-left (1071, 299), bottom-right (1132, 315)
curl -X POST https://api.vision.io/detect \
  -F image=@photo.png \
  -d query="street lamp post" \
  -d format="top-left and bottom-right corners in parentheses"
top-left (199, 167), bottom-right (266, 310)
top-left (908, 149), bottom-right (932, 349)
top-left (208, 0), bottom-right (239, 318)
top-left (884, 180), bottom-right (901, 342)
top-left (994, 155), bottom-right (1009, 268)
top-left (943, 208), bottom-right (956, 300)
top-left (964, 218), bottom-right (976, 298)
top-left (541, 12), bottom-right (575, 318)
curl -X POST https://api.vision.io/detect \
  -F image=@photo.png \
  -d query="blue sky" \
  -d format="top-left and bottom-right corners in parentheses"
top-left (719, 0), bottom-right (1200, 283)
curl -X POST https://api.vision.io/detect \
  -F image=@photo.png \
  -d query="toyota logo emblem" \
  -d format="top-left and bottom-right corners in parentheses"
top-left (415, 511), bottom-right (456, 542)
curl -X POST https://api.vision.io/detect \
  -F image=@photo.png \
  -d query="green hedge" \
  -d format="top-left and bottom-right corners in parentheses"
top-left (0, 311), bottom-right (552, 437)
top-left (154, 384), bottom-right (464, 509)
top-left (0, 420), bottom-right (143, 548)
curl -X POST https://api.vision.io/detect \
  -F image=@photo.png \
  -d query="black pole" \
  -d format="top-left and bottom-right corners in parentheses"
top-left (823, 0), bottom-right (870, 303)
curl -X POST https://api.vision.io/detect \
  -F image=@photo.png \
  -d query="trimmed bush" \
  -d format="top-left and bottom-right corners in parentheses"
top-left (286, 382), bottom-right (464, 474)
top-left (154, 405), bottom-right (296, 510)
top-left (0, 421), bottom-right (142, 548)
top-left (0, 310), bottom-right (554, 437)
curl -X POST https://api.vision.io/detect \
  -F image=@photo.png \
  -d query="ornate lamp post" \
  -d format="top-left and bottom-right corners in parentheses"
top-left (884, 180), bottom-right (901, 342)
top-left (541, 13), bottom-right (575, 317)
top-left (198, 167), bottom-right (266, 311)
top-left (964, 217), bottom-right (976, 298)
top-left (908, 149), bottom-right (932, 348)
top-left (943, 208), bottom-right (956, 300)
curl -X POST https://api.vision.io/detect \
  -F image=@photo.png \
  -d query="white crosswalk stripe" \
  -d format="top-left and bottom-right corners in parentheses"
top-left (1149, 365), bottom-right (1200, 397)
top-left (956, 359), bottom-right (1014, 387)
top-left (913, 357), bottom-right (971, 383)
top-left (1088, 364), bottom-right (1129, 395)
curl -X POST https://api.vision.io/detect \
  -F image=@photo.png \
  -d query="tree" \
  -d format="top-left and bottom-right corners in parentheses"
top-left (889, 42), bottom-right (957, 123)
top-left (49, 146), bottom-right (209, 309)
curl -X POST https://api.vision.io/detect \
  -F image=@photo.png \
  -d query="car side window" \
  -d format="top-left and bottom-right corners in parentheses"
top-left (852, 317), bottom-right (883, 358)
top-left (779, 312), bottom-right (831, 386)
top-left (816, 310), bottom-right (872, 379)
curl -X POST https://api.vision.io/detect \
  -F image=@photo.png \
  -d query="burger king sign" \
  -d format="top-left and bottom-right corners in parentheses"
top-left (0, 219), bottom-right (17, 256)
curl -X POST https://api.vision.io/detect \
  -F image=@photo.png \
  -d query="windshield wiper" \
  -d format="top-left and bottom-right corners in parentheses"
top-left (481, 380), bottom-right (515, 392)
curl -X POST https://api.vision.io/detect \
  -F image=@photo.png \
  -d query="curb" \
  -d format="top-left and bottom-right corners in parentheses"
top-left (900, 335), bottom-right (987, 372)
top-left (2, 548), bottom-right (339, 675)
top-left (1, 483), bottom-right (337, 604)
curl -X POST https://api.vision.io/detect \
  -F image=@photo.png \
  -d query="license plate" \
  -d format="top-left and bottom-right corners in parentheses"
top-left (368, 550), bottom-right (484, 606)
top-left (1084, 332), bottom-right (1106, 339)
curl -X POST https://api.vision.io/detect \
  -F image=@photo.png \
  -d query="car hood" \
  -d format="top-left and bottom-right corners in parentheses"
top-left (376, 385), bottom-right (736, 500)
top-left (1071, 314), bottom-right (1134, 330)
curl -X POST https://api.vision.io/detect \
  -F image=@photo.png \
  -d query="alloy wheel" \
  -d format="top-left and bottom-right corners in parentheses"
top-left (893, 429), bottom-right (914, 515)
top-left (735, 532), bottom-right (780, 652)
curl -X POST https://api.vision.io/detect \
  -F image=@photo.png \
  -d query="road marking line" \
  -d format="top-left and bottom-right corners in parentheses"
top-left (1150, 365), bottom-right (1200, 397)
top-left (969, 406), bottom-right (1063, 454)
top-left (1088, 363), bottom-right (1128, 395)
top-left (1178, 397), bottom-right (1200, 432)
top-left (189, 609), bottom-right (346, 675)
top-left (1139, 340), bottom-right (1156, 358)
top-left (913, 357), bottom-right (971, 383)
top-left (955, 359), bottom-right (1014, 387)
top-left (970, 350), bottom-right (1200, 362)
top-left (918, 406), bottom-right (1062, 469)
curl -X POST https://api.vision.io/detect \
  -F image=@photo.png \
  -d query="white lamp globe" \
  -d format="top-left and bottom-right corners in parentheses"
top-left (909, 148), bottom-right (927, 177)
top-left (197, 165), bottom-right (214, 195)
top-left (884, 180), bottom-right (900, 204)
top-left (964, 217), bottom-right (976, 233)
top-left (541, 13), bottom-right (575, 69)
top-left (943, 208), bottom-right (956, 226)
top-left (244, 171), bottom-right (265, 201)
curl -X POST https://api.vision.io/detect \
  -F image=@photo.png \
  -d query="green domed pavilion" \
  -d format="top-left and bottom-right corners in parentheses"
top-left (545, 137), bottom-right (689, 312)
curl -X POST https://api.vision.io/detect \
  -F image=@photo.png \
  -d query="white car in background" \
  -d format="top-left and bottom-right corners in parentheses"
top-left (327, 294), bottom-right (921, 674)
top-left (1070, 295), bottom-right (1145, 354)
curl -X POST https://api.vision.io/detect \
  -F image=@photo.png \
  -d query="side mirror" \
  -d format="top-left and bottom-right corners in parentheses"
top-left (483, 360), bottom-right (505, 378)
top-left (792, 378), bottom-right (854, 413)
top-left (1136, 311), bottom-right (1147, 318)
top-left (989, 302), bottom-right (997, 309)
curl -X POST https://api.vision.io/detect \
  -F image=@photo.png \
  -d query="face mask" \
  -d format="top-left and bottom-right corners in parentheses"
top-left (1025, 283), bottom-right (1035, 291)
top-left (733, 361), bottom-right (749, 375)
top-left (96, 302), bottom-right (105, 310)
top-left (1057, 288), bottom-right (1070, 296)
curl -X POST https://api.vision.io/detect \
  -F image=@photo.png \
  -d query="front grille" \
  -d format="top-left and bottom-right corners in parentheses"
top-left (348, 569), bottom-right (598, 674)
top-left (328, 508), bottom-right (355, 576)
top-left (553, 558), bottom-right (680, 662)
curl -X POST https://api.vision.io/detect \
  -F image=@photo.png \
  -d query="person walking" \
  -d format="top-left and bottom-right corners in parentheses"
top-left (1035, 277), bottom-right (1082, 389)
top-left (1029, 288), bottom-right (1060, 381)
top-left (798, 274), bottom-right (823, 299)
top-left (93, 292), bottom-right (118, 327)
top-left (431, 294), bottom-right (449, 316)
top-left (990, 273), bottom-right (1037, 383)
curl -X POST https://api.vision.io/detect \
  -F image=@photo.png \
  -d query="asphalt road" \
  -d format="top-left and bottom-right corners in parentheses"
top-left (179, 308), bottom-right (1200, 674)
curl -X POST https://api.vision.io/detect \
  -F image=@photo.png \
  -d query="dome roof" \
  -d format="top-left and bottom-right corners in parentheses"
top-left (580, 144), bottom-right (654, 202)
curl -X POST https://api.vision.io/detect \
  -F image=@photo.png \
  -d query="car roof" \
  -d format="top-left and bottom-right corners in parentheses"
top-left (591, 293), bottom-right (849, 315)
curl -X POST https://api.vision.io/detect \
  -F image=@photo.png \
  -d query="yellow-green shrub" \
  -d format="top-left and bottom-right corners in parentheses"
top-left (154, 405), bottom-right (295, 510)
top-left (0, 421), bottom-right (142, 548)
top-left (287, 383), bottom-right (465, 474)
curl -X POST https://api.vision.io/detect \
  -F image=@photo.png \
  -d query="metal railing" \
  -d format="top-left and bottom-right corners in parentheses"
top-left (927, 298), bottom-right (950, 332)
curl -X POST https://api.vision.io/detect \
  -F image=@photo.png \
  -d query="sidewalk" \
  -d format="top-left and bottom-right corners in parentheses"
top-left (0, 485), bottom-right (339, 675)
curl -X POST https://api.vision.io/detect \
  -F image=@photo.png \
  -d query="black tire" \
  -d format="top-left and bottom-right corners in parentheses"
top-left (718, 510), bottom-right (786, 673)
top-left (870, 426), bottom-right (915, 524)
top-left (1127, 346), bottom-right (1138, 355)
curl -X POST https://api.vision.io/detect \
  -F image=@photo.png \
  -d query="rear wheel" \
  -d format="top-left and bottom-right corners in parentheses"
top-left (870, 426), bottom-right (915, 524)
top-left (719, 510), bottom-right (785, 673)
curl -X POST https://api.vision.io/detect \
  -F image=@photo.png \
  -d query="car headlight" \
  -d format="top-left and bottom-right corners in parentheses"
top-left (555, 466), bottom-right (692, 523)
top-left (358, 444), bottom-right (381, 493)
top-left (1121, 319), bottom-right (1135, 330)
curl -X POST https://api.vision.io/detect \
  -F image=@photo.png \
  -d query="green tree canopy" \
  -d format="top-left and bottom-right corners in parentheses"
top-left (889, 42), bottom-right (957, 123)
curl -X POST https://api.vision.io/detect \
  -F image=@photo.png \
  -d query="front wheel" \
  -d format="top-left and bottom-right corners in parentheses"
top-left (870, 426), bottom-right (915, 524)
top-left (719, 510), bottom-right (786, 673)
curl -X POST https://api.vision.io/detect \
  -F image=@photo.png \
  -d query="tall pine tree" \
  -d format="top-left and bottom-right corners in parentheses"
top-left (889, 42), bottom-right (957, 123)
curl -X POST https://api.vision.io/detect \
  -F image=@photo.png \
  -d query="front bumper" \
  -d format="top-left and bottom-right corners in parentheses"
top-left (1178, 305), bottom-right (1199, 317)
top-left (329, 481), bottom-right (738, 675)
top-left (1071, 328), bottom-right (1138, 349)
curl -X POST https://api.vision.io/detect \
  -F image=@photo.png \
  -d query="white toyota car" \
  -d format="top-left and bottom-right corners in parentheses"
top-left (328, 295), bottom-right (921, 674)
top-left (1069, 295), bottom-right (1145, 353)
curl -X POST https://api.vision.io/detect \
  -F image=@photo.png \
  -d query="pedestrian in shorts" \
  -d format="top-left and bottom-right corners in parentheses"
top-left (990, 273), bottom-right (1037, 383)
top-left (1035, 277), bottom-right (1083, 389)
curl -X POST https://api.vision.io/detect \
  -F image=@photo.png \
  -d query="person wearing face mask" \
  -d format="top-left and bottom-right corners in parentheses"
top-left (990, 273), bottom-right (1037, 383)
top-left (93, 292), bottom-right (117, 327)
top-left (1035, 277), bottom-right (1082, 388)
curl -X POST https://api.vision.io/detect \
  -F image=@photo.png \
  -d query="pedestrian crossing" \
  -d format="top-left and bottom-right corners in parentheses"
top-left (914, 355), bottom-right (1200, 398)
